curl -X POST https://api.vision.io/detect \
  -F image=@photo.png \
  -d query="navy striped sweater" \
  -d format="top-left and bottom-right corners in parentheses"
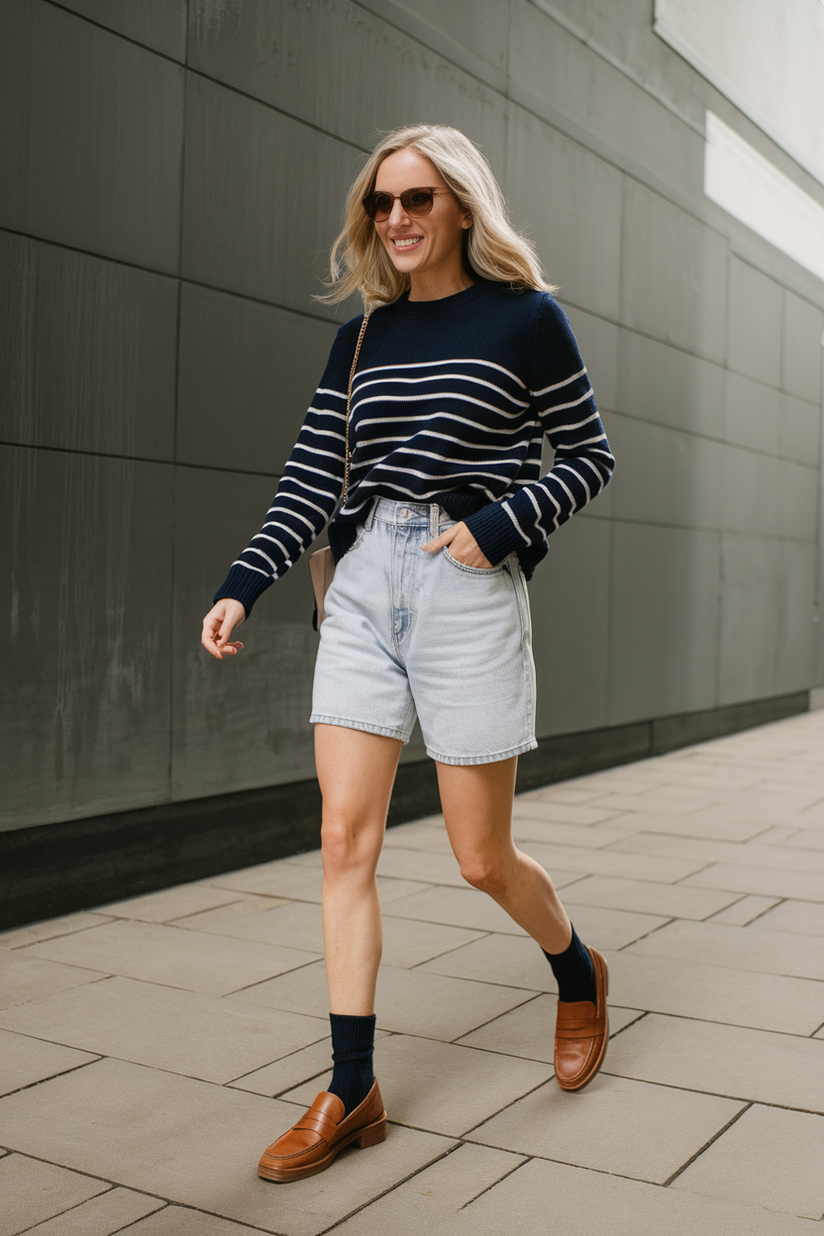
top-left (215, 280), bottom-right (614, 614)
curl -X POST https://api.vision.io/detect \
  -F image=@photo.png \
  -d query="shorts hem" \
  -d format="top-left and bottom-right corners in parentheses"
top-left (310, 714), bottom-right (412, 744)
top-left (426, 738), bottom-right (538, 766)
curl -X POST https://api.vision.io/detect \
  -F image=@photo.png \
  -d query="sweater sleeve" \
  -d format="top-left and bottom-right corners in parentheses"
top-left (464, 295), bottom-right (614, 565)
top-left (212, 316), bottom-right (362, 615)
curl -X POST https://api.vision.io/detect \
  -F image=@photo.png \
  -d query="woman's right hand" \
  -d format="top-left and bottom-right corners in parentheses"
top-left (201, 598), bottom-right (247, 660)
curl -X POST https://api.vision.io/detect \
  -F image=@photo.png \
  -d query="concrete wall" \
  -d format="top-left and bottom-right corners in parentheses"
top-left (2, 0), bottom-right (823, 835)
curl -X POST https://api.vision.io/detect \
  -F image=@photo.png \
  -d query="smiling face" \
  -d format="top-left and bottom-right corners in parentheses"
top-left (372, 147), bottom-right (473, 300)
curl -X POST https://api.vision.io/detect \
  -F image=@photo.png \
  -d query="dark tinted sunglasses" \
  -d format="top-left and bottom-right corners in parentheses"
top-left (362, 187), bottom-right (452, 222)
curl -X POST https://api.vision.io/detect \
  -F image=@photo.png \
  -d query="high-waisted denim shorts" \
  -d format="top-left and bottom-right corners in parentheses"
top-left (310, 498), bottom-right (538, 765)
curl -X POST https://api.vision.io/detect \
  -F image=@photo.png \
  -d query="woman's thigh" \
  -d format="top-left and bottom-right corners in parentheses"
top-left (315, 723), bottom-right (403, 871)
top-left (436, 757), bottom-right (519, 875)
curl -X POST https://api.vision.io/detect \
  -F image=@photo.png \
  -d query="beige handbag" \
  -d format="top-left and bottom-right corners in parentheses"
top-left (309, 310), bottom-right (371, 629)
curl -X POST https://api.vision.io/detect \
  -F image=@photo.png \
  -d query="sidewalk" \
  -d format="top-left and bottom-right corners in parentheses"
top-left (2, 708), bottom-right (824, 1236)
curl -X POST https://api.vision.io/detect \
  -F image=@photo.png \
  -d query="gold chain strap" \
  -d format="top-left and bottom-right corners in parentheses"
top-left (342, 309), bottom-right (371, 506)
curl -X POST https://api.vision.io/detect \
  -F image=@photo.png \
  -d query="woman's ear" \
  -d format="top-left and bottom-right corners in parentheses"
top-left (462, 213), bottom-right (473, 230)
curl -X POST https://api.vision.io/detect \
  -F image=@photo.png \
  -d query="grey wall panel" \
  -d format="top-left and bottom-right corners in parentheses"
top-left (718, 450), bottom-right (818, 541)
top-left (719, 534), bottom-right (815, 705)
top-left (618, 327), bottom-right (727, 438)
top-left (608, 522), bottom-right (721, 723)
top-left (507, 0), bottom-right (705, 201)
top-left (0, 1), bottom-right (184, 272)
top-left (529, 516), bottom-right (612, 737)
top-left (0, 448), bottom-right (173, 831)
top-left (186, 0), bottom-right (507, 165)
top-left (181, 76), bottom-right (360, 315)
top-left (782, 291), bottom-right (823, 405)
top-left (171, 467), bottom-right (318, 802)
top-left (606, 415), bottom-right (723, 532)
top-left (561, 306), bottom-right (620, 413)
top-left (779, 393), bottom-right (821, 467)
top-left (0, 231), bottom-right (177, 461)
top-left (176, 284), bottom-right (338, 473)
top-left (54, 0), bottom-right (187, 60)
top-left (723, 372), bottom-right (780, 458)
top-left (620, 179), bottom-right (728, 363)
top-left (727, 258), bottom-right (782, 388)
top-left (366, 0), bottom-right (509, 83)
top-left (504, 110), bottom-right (623, 320)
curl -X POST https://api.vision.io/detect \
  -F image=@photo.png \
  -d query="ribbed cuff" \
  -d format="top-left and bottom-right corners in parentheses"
top-left (464, 502), bottom-right (529, 566)
top-left (212, 564), bottom-right (273, 617)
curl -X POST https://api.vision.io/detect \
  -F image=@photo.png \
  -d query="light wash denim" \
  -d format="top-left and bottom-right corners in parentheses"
top-left (310, 498), bottom-right (537, 765)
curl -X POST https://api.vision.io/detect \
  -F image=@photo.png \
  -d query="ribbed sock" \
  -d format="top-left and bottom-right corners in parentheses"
top-left (327, 1013), bottom-right (376, 1115)
top-left (543, 925), bottom-right (596, 1004)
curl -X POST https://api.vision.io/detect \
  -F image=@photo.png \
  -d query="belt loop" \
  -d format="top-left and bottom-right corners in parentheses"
top-left (364, 498), bottom-right (376, 531)
top-left (430, 504), bottom-right (439, 540)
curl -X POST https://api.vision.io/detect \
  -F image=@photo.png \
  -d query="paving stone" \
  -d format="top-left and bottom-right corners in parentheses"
top-left (21, 1188), bottom-right (165, 1235)
top-left (457, 994), bottom-right (644, 1062)
top-left (510, 818), bottom-right (641, 848)
top-left (230, 958), bottom-right (536, 1041)
top-left (97, 884), bottom-right (247, 923)
top-left (561, 875), bottom-right (739, 919)
top-left (614, 832), bottom-right (824, 875)
top-left (25, 919), bottom-right (319, 995)
top-left (672, 1104), bottom-right (824, 1218)
top-left (380, 917), bottom-right (485, 968)
top-left (684, 864), bottom-right (824, 902)
top-left (444, 1155), bottom-right (820, 1236)
top-left (0, 950), bottom-right (105, 1011)
top-left (0, 1028), bottom-right (97, 1097)
top-left (284, 1035), bottom-right (551, 1137)
top-left (756, 900), bottom-right (824, 937)
top-left (518, 786), bottom-right (604, 804)
top-left (709, 895), bottom-right (781, 926)
top-left (172, 894), bottom-right (293, 931)
top-left (0, 1153), bottom-right (109, 1235)
top-left (511, 800), bottom-right (625, 826)
top-left (229, 1036), bottom-right (335, 1096)
top-left (382, 882), bottom-right (580, 935)
top-left (375, 877), bottom-right (434, 903)
top-left (178, 898), bottom-right (325, 951)
top-left (605, 1014), bottom-right (824, 1112)
top-left (210, 860), bottom-right (325, 901)
top-left (375, 847), bottom-right (467, 887)
top-left (419, 933), bottom-right (557, 992)
top-left (0, 913), bottom-right (113, 950)
top-left (382, 821), bottom-right (454, 852)
top-left (604, 951), bottom-right (824, 1034)
top-left (607, 812), bottom-right (769, 841)
top-left (583, 792), bottom-right (704, 816)
top-left (0, 1058), bottom-right (455, 1236)
top-left (466, 1073), bottom-right (744, 1183)
top-left (115, 1206), bottom-right (276, 1234)
top-left (782, 830), bottom-right (824, 850)
top-left (519, 839), bottom-right (706, 882)
top-left (0, 977), bottom-right (328, 1084)
top-left (330, 1142), bottom-right (526, 1236)
top-left (624, 918), bottom-right (824, 982)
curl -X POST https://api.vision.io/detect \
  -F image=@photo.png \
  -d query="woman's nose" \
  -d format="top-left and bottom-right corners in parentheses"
top-left (387, 198), bottom-right (410, 226)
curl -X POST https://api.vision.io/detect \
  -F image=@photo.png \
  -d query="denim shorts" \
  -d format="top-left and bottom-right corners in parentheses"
top-left (310, 498), bottom-right (537, 765)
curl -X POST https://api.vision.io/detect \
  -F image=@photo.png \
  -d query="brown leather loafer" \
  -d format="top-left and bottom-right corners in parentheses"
top-left (554, 947), bottom-right (609, 1091)
top-left (257, 1080), bottom-right (387, 1182)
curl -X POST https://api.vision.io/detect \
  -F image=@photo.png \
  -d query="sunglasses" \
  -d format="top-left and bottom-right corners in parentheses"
top-left (362, 187), bottom-right (452, 222)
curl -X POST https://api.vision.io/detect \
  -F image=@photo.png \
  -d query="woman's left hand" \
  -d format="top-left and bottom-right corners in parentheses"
top-left (421, 520), bottom-right (493, 568)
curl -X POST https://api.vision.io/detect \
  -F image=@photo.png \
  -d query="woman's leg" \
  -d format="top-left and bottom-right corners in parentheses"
top-left (437, 757), bottom-right (608, 1092)
top-left (436, 757), bottom-right (571, 952)
top-left (258, 723), bottom-right (400, 1183)
top-left (315, 722), bottom-right (402, 1014)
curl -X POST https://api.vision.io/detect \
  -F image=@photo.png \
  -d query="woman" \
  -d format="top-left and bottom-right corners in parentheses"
top-left (202, 124), bottom-right (614, 1183)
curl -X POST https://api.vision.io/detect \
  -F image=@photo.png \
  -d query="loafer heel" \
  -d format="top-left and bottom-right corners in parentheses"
top-left (357, 1116), bottom-right (387, 1148)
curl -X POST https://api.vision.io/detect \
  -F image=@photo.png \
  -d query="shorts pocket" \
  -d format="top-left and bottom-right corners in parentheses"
top-left (443, 547), bottom-right (507, 576)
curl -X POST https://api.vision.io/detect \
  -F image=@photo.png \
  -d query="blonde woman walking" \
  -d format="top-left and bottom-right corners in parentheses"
top-left (202, 124), bottom-right (615, 1182)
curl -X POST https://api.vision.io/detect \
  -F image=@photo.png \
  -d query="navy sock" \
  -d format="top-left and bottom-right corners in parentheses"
top-left (327, 1013), bottom-right (376, 1115)
top-left (543, 925), bottom-right (596, 1004)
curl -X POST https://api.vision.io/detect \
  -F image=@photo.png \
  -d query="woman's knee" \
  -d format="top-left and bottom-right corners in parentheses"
top-left (321, 812), bottom-right (382, 878)
top-left (458, 854), bottom-right (510, 896)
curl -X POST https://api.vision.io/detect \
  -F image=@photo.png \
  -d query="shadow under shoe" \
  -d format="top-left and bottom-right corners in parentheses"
top-left (257, 1079), bottom-right (387, 1183)
top-left (554, 947), bottom-right (609, 1091)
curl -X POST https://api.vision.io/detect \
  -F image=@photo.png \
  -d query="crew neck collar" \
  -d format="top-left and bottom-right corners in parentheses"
top-left (393, 280), bottom-right (488, 315)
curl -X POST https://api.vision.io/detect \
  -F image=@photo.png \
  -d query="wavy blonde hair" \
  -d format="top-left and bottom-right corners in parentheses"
top-left (318, 124), bottom-right (555, 306)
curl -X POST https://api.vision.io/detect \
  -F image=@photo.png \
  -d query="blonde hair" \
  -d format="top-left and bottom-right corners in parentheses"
top-left (319, 124), bottom-right (555, 306)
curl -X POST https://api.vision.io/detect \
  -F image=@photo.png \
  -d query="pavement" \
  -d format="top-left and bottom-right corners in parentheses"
top-left (2, 707), bottom-right (824, 1236)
